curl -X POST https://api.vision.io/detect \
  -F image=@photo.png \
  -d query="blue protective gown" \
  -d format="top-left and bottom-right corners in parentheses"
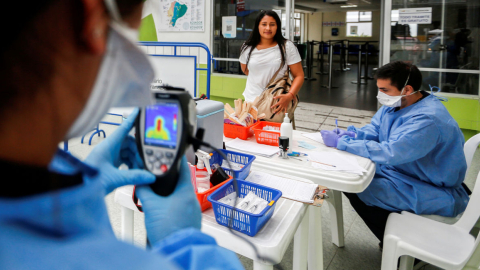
top-left (337, 94), bottom-right (469, 217)
top-left (0, 150), bottom-right (243, 270)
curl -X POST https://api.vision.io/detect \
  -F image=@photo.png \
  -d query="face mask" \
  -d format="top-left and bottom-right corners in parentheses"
top-left (66, 0), bottom-right (154, 139)
top-left (376, 70), bottom-right (417, 108)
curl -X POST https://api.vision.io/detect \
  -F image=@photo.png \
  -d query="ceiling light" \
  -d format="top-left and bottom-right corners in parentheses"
top-left (341, 5), bottom-right (358, 8)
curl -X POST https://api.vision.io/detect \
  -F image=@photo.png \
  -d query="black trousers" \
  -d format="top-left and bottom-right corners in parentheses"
top-left (343, 192), bottom-right (397, 243)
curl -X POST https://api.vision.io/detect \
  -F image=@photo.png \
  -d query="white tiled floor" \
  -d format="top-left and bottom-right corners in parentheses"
top-left (67, 103), bottom-right (480, 270)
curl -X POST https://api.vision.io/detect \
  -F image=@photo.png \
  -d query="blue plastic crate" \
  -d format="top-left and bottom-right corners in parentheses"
top-left (207, 179), bottom-right (282, 237)
top-left (210, 150), bottom-right (256, 180)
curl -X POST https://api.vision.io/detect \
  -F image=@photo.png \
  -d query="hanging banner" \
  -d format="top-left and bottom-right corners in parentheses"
top-left (143, 0), bottom-right (205, 32)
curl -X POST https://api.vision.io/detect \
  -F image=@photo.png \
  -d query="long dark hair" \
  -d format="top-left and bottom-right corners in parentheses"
top-left (240, 10), bottom-right (287, 69)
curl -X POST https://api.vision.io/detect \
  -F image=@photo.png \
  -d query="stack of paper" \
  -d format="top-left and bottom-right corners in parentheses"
top-left (225, 138), bottom-right (279, 157)
top-left (246, 171), bottom-right (318, 203)
top-left (308, 151), bottom-right (367, 175)
top-left (302, 132), bottom-right (324, 144)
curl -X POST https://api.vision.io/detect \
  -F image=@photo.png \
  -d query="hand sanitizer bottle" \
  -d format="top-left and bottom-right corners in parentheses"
top-left (280, 113), bottom-right (293, 153)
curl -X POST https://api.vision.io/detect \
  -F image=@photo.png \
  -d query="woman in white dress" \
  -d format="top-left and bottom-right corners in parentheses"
top-left (239, 10), bottom-right (304, 116)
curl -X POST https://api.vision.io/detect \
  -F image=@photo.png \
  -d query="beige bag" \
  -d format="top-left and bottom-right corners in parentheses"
top-left (256, 68), bottom-right (299, 123)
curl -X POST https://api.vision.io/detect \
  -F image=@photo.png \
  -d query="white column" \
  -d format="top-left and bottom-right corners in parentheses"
top-left (381, 0), bottom-right (392, 66)
top-left (285, 0), bottom-right (291, 40)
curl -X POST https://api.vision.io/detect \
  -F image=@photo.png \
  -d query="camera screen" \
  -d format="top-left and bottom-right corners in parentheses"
top-left (144, 103), bottom-right (179, 149)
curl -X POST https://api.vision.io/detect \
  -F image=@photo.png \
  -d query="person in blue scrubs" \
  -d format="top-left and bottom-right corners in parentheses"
top-left (321, 61), bottom-right (470, 244)
top-left (0, 1), bottom-right (243, 269)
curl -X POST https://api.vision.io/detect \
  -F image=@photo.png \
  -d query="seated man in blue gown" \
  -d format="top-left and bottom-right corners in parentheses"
top-left (321, 61), bottom-right (470, 244)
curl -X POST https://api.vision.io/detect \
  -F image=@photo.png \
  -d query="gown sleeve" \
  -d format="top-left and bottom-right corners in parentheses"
top-left (152, 228), bottom-right (244, 270)
top-left (347, 109), bottom-right (382, 141)
top-left (337, 114), bottom-right (440, 166)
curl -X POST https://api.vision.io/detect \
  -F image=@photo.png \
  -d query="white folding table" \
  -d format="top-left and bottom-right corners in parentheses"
top-left (225, 130), bottom-right (376, 251)
top-left (114, 130), bottom-right (375, 270)
top-left (115, 179), bottom-right (315, 270)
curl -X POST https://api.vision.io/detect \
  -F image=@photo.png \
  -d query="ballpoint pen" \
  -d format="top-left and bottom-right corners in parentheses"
top-left (335, 119), bottom-right (338, 135)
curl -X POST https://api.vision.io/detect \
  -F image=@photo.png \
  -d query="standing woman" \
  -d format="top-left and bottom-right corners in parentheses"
top-left (239, 10), bottom-right (304, 122)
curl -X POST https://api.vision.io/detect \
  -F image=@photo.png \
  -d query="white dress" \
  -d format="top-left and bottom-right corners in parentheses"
top-left (239, 40), bottom-right (302, 102)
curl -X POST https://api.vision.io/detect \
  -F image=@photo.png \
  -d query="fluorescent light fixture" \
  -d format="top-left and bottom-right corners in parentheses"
top-left (341, 5), bottom-right (358, 8)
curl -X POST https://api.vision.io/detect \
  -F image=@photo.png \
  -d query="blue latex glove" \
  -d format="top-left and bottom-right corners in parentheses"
top-left (136, 156), bottom-right (201, 246)
top-left (84, 108), bottom-right (156, 194)
top-left (320, 130), bottom-right (341, 147)
top-left (333, 128), bottom-right (356, 138)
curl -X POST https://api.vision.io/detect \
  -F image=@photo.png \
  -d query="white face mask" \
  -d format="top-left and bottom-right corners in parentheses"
top-left (66, 0), bottom-right (154, 139)
top-left (376, 71), bottom-right (417, 108)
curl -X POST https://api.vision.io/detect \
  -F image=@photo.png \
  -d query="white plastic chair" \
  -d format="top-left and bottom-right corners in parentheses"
top-left (420, 133), bottom-right (480, 224)
top-left (381, 133), bottom-right (480, 270)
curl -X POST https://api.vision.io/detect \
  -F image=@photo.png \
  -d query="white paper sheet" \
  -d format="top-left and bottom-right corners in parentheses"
top-left (302, 132), bottom-right (325, 144)
top-left (307, 151), bottom-right (367, 175)
top-left (246, 171), bottom-right (318, 203)
top-left (225, 138), bottom-right (280, 157)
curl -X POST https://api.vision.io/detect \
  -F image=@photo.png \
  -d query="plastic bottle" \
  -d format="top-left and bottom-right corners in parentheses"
top-left (280, 113), bottom-right (293, 153)
top-left (195, 150), bottom-right (212, 193)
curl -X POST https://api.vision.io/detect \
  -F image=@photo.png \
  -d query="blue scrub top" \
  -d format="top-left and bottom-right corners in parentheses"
top-left (338, 94), bottom-right (469, 217)
top-left (0, 150), bottom-right (243, 269)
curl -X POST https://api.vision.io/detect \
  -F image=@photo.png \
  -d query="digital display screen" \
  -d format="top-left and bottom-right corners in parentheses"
top-left (144, 103), bottom-right (179, 149)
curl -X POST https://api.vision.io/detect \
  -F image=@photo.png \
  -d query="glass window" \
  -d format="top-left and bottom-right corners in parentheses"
top-left (346, 11), bottom-right (359, 22)
top-left (347, 22), bottom-right (373, 37)
top-left (359, 11), bottom-right (372, 22)
top-left (390, 1), bottom-right (480, 74)
top-left (212, 0), bottom-right (286, 74)
top-left (420, 71), bottom-right (479, 95)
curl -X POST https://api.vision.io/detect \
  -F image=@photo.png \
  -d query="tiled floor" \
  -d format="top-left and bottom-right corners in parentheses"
top-left (67, 104), bottom-right (480, 270)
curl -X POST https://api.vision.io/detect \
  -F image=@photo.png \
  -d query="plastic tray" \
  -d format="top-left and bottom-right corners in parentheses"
top-left (196, 176), bottom-right (232, 212)
top-left (224, 122), bottom-right (256, 140)
top-left (207, 179), bottom-right (282, 237)
top-left (210, 149), bottom-right (256, 180)
top-left (252, 121), bottom-right (282, 146)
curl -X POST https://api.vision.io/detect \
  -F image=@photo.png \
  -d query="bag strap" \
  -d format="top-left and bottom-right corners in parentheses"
top-left (267, 43), bottom-right (289, 85)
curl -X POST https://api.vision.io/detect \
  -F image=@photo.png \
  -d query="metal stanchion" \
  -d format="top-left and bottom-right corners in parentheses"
top-left (361, 41), bottom-right (374, 80)
top-left (351, 44), bottom-right (367, 85)
top-left (342, 40), bottom-right (350, 71)
top-left (346, 40), bottom-right (351, 66)
top-left (311, 41), bottom-right (318, 68)
top-left (304, 41), bottom-right (317, 81)
top-left (322, 42), bottom-right (337, 89)
top-left (316, 41), bottom-right (328, 75)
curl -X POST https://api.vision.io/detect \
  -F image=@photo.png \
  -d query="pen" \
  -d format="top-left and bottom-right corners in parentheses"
top-left (335, 119), bottom-right (338, 135)
top-left (310, 160), bottom-right (337, 167)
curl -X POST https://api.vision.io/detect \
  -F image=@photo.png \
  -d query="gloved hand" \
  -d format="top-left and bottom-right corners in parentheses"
top-left (84, 108), bottom-right (156, 194)
top-left (320, 130), bottom-right (341, 147)
top-left (333, 128), bottom-right (356, 138)
top-left (135, 156), bottom-right (201, 246)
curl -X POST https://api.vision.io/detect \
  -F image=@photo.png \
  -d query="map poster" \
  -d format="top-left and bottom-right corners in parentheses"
top-left (151, 0), bottom-right (205, 32)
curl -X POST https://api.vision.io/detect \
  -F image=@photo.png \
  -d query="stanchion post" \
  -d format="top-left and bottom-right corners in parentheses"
top-left (322, 42), bottom-right (337, 89)
top-left (346, 40), bottom-right (351, 66)
top-left (316, 41), bottom-right (328, 75)
top-left (351, 44), bottom-right (366, 85)
top-left (309, 41), bottom-right (316, 80)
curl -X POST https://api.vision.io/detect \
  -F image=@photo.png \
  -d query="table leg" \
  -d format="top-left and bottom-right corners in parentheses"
top-left (293, 209), bottom-right (309, 270)
top-left (308, 206), bottom-right (323, 270)
top-left (253, 261), bottom-right (273, 270)
top-left (325, 190), bottom-right (345, 247)
top-left (121, 206), bottom-right (134, 244)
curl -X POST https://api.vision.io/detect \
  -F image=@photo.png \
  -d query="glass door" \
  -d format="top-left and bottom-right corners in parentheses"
top-left (382, 0), bottom-right (480, 96)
